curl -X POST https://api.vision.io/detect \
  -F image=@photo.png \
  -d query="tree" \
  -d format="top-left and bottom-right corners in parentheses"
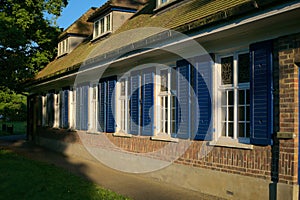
top-left (0, 87), bottom-right (27, 121)
top-left (0, 0), bottom-right (68, 92)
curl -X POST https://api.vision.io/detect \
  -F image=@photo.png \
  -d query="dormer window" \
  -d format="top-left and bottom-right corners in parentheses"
top-left (157, 0), bottom-right (173, 7)
top-left (93, 13), bottom-right (112, 39)
top-left (58, 38), bottom-right (69, 57)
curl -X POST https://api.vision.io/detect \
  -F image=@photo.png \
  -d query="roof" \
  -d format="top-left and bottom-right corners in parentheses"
top-left (33, 0), bottom-right (289, 82)
top-left (88, 0), bottom-right (147, 22)
top-left (59, 7), bottom-right (97, 40)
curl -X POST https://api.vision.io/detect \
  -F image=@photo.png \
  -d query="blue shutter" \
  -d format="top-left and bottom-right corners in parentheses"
top-left (76, 88), bottom-right (81, 129)
top-left (63, 90), bottom-right (69, 128)
top-left (176, 60), bottom-right (191, 139)
top-left (193, 56), bottom-right (213, 140)
top-left (49, 93), bottom-right (55, 127)
top-left (82, 85), bottom-right (89, 131)
top-left (141, 70), bottom-right (154, 136)
top-left (98, 82), bottom-right (106, 132)
top-left (130, 73), bottom-right (140, 135)
top-left (250, 40), bottom-right (273, 145)
top-left (106, 79), bottom-right (116, 133)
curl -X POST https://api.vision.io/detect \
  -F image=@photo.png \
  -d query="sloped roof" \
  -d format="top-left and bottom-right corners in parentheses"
top-left (34, 0), bottom-right (286, 82)
top-left (59, 7), bottom-right (97, 40)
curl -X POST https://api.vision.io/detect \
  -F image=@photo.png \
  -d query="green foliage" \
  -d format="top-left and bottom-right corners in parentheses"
top-left (0, 149), bottom-right (131, 200)
top-left (0, 0), bottom-right (68, 92)
top-left (0, 87), bottom-right (27, 121)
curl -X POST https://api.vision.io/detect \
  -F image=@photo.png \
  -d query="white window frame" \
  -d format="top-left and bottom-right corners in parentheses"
top-left (215, 51), bottom-right (250, 144)
top-left (93, 13), bottom-right (112, 40)
top-left (156, 66), bottom-right (176, 136)
top-left (58, 38), bottom-right (69, 57)
top-left (116, 76), bottom-right (129, 134)
top-left (88, 84), bottom-right (98, 132)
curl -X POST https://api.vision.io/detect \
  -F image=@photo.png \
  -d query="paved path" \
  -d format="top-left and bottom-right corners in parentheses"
top-left (0, 136), bottom-right (223, 200)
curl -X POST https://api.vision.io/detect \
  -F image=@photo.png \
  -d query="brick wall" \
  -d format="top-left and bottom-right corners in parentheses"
top-left (35, 32), bottom-right (300, 186)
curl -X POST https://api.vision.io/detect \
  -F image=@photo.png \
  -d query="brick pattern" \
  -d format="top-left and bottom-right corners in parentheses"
top-left (35, 33), bottom-right (300, 186)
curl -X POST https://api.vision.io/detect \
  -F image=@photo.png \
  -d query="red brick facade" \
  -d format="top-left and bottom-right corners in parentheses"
top-left (34, 33), bottom-right (300, 187)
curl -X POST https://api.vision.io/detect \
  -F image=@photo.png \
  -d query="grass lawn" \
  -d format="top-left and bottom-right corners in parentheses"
top-left (0, 121), bottom-right (26, 136)
top-left (0, 149), bottom-right (131, 200)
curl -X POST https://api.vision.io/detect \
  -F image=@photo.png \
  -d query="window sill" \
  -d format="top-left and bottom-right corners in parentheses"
top-left (151, 134), bottom-right (179, 143)
top-left (113, 132), bottom-right (133, 138)
top-left (209, 138), bottom-right (253, 150)
top-left (91, 31), bottom-right (112, 43)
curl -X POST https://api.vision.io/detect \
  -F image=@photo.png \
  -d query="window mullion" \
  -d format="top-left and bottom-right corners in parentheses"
top-left (233, 54), bottom-right (238, 139)
top-left (167, 70), bottom-right (171, 135)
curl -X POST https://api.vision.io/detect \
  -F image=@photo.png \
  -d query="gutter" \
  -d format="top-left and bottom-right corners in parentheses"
top-left (27, 0), bottom-right (300, 89)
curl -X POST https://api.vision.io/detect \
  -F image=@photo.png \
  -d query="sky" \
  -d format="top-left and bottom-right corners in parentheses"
top-left (57, 0), bottom-right (107, 29)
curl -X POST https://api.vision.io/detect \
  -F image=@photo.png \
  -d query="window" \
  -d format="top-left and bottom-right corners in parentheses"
top-left (158, 68), bottom-right (176, 135)
top-left (118, 78), bottom-right (128, 133)
top-left (157, 0), bottom-right (173, 7)
top-left (93, 13), bottom-right (112, 40)
top-left (217, 52), bottom-right (250, 142)
top-left (57, 38), bottom-right (69, 57)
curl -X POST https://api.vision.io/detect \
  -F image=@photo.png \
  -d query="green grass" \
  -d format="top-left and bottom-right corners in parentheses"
top-left (0, 121), bottom-right (26, 136)
top-left (0, 149), bottom-right (131, 200)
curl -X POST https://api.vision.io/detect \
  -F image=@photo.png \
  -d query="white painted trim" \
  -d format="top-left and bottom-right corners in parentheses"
top-left (33, 2), bottom-right (300, 88)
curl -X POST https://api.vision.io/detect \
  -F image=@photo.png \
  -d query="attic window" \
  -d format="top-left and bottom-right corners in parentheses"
top-left (58, 38), bottom-right (69, 57)
top-left (93, 13), bottom-right (112, 39)
top-left (157, 0), bottom-right (173, 8)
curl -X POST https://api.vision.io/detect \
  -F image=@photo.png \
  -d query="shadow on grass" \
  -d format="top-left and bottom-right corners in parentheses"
top-left (0, 129), bottom-right (130, 200)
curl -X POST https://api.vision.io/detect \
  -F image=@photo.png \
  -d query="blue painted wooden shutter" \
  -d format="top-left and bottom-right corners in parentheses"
top-left (250, 40), bottom-right (273, 145)
top-left (63, 90), bottom-right (69, 128)
top-left (82, 85), bottom-right (89, 131)
top-left (176, 60), bottom-right (191, 139)
top-left (49, 93), bottom-right (55, 127)
top-left (98, 82), bottom-right (106, 132)
top-left (76, 88), bottom-right (81, 129)
top-left (193, 56), bottom-right (213, 140)
top-left (141, 70), bottom-right (154, 136)
top-left (64, 90), bottom-right (69, 128)
top-left (130, 72), bottom-right (140, 135)
top-left (106, 79), bottom-right (116, 133)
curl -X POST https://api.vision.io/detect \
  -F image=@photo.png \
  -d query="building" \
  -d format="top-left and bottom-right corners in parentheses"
top-left (26, 0), bottom-right (300, 199)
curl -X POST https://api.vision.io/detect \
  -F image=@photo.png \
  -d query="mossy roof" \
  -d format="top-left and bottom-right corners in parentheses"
top-left (58, 8), bottom-right (96, 40)
top-left (34, 0), bottom-right (282, 82)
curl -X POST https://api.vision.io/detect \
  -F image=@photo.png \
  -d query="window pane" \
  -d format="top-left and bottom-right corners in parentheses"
top-left (239, 90), bottom-right (245, 104)
top-left (228, 90), bottom-right (234, 106)
top-left (120, 79), bottom-right (125, 96)
top-left (246, 89), bottom-right (250, 104)
top-left (246, 123), bottom-right (250, 138)
top-left (100, 18), bottom-right (104, 33)
top-left (239, 107), bottom-right (245, 121)
top-left (160, 69), bottom-right (168, 92)
top-left (229, 107), bottom-right (234, 121)
top-left (95, 21), bottom-right (99, 37)
top-left (106, 15), bottom-right (111, 31)
top-left (228, 123), bottom-right (233, 137)
top-left (238, 53), bottom-right (250, 83)
top-left (221, 56), bottom-right (233, 85)
top-left (222, 123), bottom-right (226, 136)
top-left (246, 106), bottom-right (250, 121)
top-left (238, 123), bottom-right (245, 137)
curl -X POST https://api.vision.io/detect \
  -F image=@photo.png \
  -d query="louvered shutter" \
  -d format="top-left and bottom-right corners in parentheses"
top-left (176, 60), bottom-right (191, 139)
top-left (63, 90), bottom-right (69, 128)
top-left (82, 85), bottom-right (89, 131)
top-left (141, 70), bottom-right (154, 136)
top-left (76, 88), bottom-right (81, 130)
top-left (130, 72), bottom-right (140, 135)
top-left (106, 79), bottom-right (116, 133)
top-left (250, 40), bottom-right (273, 145)
top-left (98, 82), bottom-right (106, 132)
top-left (193, 56), bottom-right (213, 140)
